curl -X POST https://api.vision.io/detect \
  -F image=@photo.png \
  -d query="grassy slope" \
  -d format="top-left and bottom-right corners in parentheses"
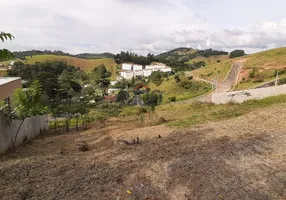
top-left (121, 94), bottom-right (286, 128)
top-left (148, 77), bottom-right (211, 104)
top-left (1, 55), bottom-right (117, 80)
top-left (190, 56), bottom-right (233, 82)
top-left (235, 48), bottom-right (286, 90)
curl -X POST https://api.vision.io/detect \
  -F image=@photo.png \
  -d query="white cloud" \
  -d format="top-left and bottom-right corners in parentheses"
top-left (0, 0), bottom-right (286, 55)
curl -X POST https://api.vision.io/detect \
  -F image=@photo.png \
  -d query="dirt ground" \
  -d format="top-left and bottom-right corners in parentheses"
top-left (0, 104), bottom-right (286, 200)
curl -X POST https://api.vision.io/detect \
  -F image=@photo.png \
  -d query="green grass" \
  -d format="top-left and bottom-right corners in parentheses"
top-left (187, 55), bottom-right (229, 66)
top-left (1, 55), bottom-right (117, 80)
top-left (157, 94), bottom-right (286, 128)
top-left (191, 58), bottom-right (233, 82)
top-left (243, 47), bottom-right (286, 70)
top-left (235, 74), bottom-right (286, 90)
top-left (148, 76), bottom-right (211, 104)
top-left (235, 47), bottom-right (286, 89)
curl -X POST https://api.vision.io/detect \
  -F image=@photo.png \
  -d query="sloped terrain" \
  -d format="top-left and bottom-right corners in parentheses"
top-left (0, 103), bottom-right (285, 200)
top-left (1, 55), bottom-right (117, 79)
top-left (236, 48), bottom-right (286, 90)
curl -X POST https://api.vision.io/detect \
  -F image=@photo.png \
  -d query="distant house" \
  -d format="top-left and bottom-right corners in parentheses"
top-left (120, 71), bottom-right (134, 79)
top-left (122, 63), bottom-right (132, 71)
top-left (133, 64), bottom-right (143, 71)
top-left (120, 62), bottom-right (172, 80)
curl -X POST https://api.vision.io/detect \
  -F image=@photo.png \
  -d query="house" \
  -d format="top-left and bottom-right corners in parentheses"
top-left (120, 71), bottom-right (134, 79)
top-left (122, 63), bottom-right (132, 71)
top-left (143, 69), bottom-right (152, 77)
top-left (133, 64), bottom-right (143, 71)
top-left (120, 62), bottom-right (172, 79)
top-left (134, 70), bottom-right (143, 77)
top-left (0, 77), bottom-right (22, 102)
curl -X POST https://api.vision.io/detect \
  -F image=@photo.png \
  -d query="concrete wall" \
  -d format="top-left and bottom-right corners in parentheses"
top-left (212, 84), bottom-right (286, 104)
top-left (0, 77), bottom-right (22, 101)
top-left (0, 113), bottom-right (48, 153)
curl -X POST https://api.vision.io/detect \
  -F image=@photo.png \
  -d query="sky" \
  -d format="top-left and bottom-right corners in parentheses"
top-left (1, 0), bottom-right (286, 55)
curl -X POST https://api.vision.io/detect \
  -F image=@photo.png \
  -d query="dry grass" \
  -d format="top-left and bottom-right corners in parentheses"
top-left (1, 55), bottom-right (117, 80)
top-left (0, 99), bottom-right (285, 199)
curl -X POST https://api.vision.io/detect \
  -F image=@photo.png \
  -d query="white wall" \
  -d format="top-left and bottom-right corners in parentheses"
top-left (160, 68), bottom-right (172, 73)
top-left (122, 71), bottom-right (134, 79)
top-left (0, 113), bottom-right (48, 153)
top-left (134, 71), bottom-right (143, 77)
top-left (133, 65), bottom-right (143, 71)
top-left (212, 84), bottom-right (286, 104)
top-left (143, 69), bottom-right (152, 77)
top-left (122, 63), bottom-right (132, 71)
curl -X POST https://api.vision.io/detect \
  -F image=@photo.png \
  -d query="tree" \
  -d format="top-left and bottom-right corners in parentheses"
top-left (230, 50), bottom-right (245, 58)
top-left (116, 89), bottom-right (129, 105)
top-left (92, 64), bottom-right (111, 91)
top-left (0, 32), bottom-right (14, 60)
top-left (150, 71), bottom-right (164, 86)
top-left (141, 91), bottom-right (163, 121)
top-left (12, 81), bottom-right (47, 149)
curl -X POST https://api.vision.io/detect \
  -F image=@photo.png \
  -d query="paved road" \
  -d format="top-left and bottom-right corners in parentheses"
top-left (197, 62), bottom-right (243, 102)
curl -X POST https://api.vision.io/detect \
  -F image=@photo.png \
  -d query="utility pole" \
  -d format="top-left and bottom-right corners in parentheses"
top-left (275, 70), bottom-right (279, 86)
top-left (215, 73), bottom-right (218, 93)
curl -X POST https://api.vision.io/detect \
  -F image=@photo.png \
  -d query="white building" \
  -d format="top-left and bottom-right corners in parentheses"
top-left (143, 69), bottom-right (152, 77)
top-left (159, 67), bottom-right (172, 73)
top-left (120, 71), bottom-right (134, 79)
top-left (134, 70), bottom-right (144, 77)
top-left (133, 64), bottom-right (143, 71)
top-left (122, 63), bottom-right (132, 71)
top-left (120, 62), bottom-right (172, 79)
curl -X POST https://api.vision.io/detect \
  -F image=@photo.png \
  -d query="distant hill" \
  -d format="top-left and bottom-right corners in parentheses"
top-left (190, 47), bottom-right (286, 89)
top-left (76, 53), bottom-right (114, 59)
top-left (1, 54), bottom-right (117, 80)
top-left (155, 48), bottom-right (228, 63)
top-left (236, 47), bottom-right (286, 90)
top-left (12, 50), bottom-right (114, 59)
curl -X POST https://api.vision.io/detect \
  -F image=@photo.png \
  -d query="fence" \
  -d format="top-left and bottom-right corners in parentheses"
top-left (212, 84), bottom-right (286, 104)
top-left (0, 112), bottom-right (48, 153)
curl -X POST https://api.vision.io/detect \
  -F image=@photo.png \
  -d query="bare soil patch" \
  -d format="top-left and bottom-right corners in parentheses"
top-left (0, 105), bottom-right (285, 200)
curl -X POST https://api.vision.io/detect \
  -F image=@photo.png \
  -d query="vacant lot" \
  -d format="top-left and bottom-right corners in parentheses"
top-left (0, 100), bottom-right (285, 199)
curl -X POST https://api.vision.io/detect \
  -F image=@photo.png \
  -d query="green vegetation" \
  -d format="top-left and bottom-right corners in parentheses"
top-left (230, 49), bottom-right (245, 58)
top-left (1, 54), bottom-right (117, 80)
top-left (235, 48), bottom-right (286, 89)
top-left (159, 94), bottom-right (286, 128)
top-left (148, 74), bottom-right (211, 104)
top-left (192, 59), bottom-right (233, 81)
top-left (12, 81), bottom-right (48, 149)
top-left (0, 32), bottom-right (14, 60)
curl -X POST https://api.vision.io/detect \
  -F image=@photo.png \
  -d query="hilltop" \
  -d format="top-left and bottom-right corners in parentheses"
top-left (1, 54), bottom-right (117, 80)
top-left (191, 47), bottom-right (286, 89)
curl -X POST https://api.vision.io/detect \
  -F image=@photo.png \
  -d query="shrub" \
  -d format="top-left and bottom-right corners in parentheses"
top-left (229, 50), bottom-right (245, 58)
top-left (168, 96), bottom-right (177, 102)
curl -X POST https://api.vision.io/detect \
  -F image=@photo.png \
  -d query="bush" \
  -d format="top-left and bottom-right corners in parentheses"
top-left (230, 50), bottom-right (245, 58)
top-left (249, 68), bottom-right (256, 78)
top-left (150, 71), bottom-right (164, 86)
top-left (168, 96), bottom-right (177, 102)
